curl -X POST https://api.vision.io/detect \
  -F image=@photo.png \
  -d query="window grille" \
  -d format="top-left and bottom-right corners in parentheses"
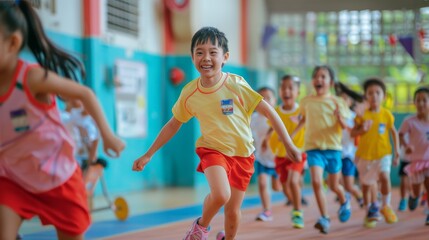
top-left (107, 0), bottom-right (139, 36)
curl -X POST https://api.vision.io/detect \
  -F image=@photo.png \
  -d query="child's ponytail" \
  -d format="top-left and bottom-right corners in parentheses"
top-left (16, 0), bottom-right (85, 81)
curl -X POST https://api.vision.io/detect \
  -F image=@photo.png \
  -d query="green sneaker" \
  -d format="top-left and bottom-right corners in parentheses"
top-left (291, 210), bottom-right (304, 229)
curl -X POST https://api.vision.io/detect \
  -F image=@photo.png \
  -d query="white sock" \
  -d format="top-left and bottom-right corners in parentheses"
top-left (382, 193), bottom-right (391, 207)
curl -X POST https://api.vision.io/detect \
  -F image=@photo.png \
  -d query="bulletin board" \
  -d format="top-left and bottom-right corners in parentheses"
top-left (114, 60), bottom-right (147, 138)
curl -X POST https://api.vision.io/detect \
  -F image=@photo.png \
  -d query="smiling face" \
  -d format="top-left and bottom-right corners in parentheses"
top-left (191, 40), bottom-right (229, 82)
top-left (365, 84), bottom-right (385, 110)
top-left (280, 78), bottom-right (299, 108)
top-left (312, 68), bottom-right (332, 96)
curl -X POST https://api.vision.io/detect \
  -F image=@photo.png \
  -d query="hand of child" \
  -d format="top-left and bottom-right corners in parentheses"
top-left (354, 101), bottom-right (368, 117)
top-left (405, 145), bottom-right (414, 154)
top-left (103, 133), bottom-right (125, 158)
top-left (287, 145), bottom-right (302, 163)
top-left (132, 154), bottom-right (151, 171)
top-left (393, 153), bottom-right (400, 167)
top-left (362, 120), bottom-right (373, 132)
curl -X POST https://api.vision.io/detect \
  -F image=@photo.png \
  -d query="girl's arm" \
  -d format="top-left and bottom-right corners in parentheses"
top-left (133, 117), bottom-right (183, 171)
top-left (255, 100), bottom-right (301, 162)
top-left (399, 132), bottom-right (413, 154)
top-left (27, 68), bottom-right (125, 157)
top-left (390, 126), bottom-right (400, 166)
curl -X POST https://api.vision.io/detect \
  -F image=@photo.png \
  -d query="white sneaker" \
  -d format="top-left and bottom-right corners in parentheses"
top-left (255, 210), bottom-right (273, 221)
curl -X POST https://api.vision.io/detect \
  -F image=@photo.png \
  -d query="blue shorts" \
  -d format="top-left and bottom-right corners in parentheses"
top-left (341, 157), bottom-right (356, 176)
top-left (306, 149), bottom-right (342, 174)
top-left (255, 161), bottom-right (278, 178)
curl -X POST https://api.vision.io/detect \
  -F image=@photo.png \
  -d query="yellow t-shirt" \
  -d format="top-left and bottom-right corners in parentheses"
top-left (300, 95), bottom-right (350, 151)
top-left (355, 107), bottom-right (394, 160)
top-left (172, 73), bottom-right (263, 157)
top-left (269, 104), bottom-right (305, 157)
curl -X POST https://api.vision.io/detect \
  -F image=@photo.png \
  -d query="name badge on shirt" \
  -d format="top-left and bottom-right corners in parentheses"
top-left (221, 99), bottom-right (234, 115)
top-left (10, 108), bottom-right (30, 132)
top-left (378, 123), bottom-right (386, 134)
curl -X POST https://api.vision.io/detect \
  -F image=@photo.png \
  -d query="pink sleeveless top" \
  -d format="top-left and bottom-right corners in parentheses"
top-left (0, 60), bottom-right (77, 193)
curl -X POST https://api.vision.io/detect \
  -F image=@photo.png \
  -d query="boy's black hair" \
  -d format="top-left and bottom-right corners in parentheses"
top-left (0, 0), bottom-right (85, 81)
top-left (312, 65), bottom-right (335, 82)
top-left (190, 27), bottom-right (229, 54)
top-left (257, 86), bottom-right (275, 94)
top-left (281, 74), bottom-right (300, 87)
top-left (414, 86), bottom-right (429, 100)
top-left (363, 78), bottom-right (386, 94)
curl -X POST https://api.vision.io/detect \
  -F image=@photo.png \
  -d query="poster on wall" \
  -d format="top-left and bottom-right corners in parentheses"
top-left (114, 59), bottom-right (147, 138)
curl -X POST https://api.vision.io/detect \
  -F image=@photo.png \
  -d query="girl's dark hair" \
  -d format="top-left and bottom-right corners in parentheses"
top-left (312, 65), bottom-right (335, 82)
top-left (191, 27), bottom-right (229, 54)
top-left (414, 86), bottom-right (429, 100)
top-left (335, 82), bottom-right (364, 111)
top-left (335, 82), bottom-right (364, 103)
top-left (363, 78), bottom-right (386, 94)
top-left (0, 0), bottom-right (85, 81)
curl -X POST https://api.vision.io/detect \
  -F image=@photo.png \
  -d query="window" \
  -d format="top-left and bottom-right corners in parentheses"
top-left (107, 0), bottom-right (139, 36)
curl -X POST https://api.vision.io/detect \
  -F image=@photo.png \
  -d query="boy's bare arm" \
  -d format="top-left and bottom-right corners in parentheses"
top-left (133, 117), bottom-right (183, 171)
top-left (390, 127), bottom-right (400, 166)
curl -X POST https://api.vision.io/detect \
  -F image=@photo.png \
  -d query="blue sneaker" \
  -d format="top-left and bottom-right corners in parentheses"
top-left (409, 196), bottom-right (419, 211)
top-left (398, 198), bottom-right (407, 212)
top-left (338, 195), bottom-right (351, 222)
top-left (367, 203), bottom-right (381, 222)
top-left (314, 216), bottom-right (330, 234)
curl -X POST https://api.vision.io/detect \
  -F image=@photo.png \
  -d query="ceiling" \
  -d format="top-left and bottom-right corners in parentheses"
top-left (266, 0), bottom-right (429, 13)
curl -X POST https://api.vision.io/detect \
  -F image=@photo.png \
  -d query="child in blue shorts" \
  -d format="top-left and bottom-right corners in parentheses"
top-left (293, 66), bottom-right (351, 234)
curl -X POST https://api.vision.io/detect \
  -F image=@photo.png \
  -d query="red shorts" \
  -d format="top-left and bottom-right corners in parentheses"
top-left (196, 147), bottom-right (255, 191)
top-left (275, 153), bottom-right (307, 183)
top-left (0, 168), bottom-right (90, 236)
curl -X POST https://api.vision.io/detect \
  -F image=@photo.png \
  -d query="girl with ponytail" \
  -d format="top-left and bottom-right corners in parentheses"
top-left (0, 1), bottom-right (124, 239)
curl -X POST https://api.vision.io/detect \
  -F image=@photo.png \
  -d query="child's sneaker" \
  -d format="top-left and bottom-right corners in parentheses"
top-left (367, 203), bottom-right (381, 222)
top-left (338, 195), bottom-right (351, 222)
top-left (421, 192), bottom-right (427, 206)
top-left (314, 216), bottom-right (330, 234)
top-left (183, 217), bottom-right (210, 240)
top-left (408, 196), bottom-right (420, 211)
top-left (381, 205), bottom-right (398, 224)
top-left (301, 197), bottom-right (309, 207)
top-left (364, 217), bottom-right (377, 228)
top-left (426, 215), bottom-right (429, 226)
top-left (216, 231), bottom-right (225, 240)
top-left (291, 210), bottom-right (304, 229)
top-left (398, 198), bottom-right (407, 212)
top-left (255, 210), bottom-right (273, 221)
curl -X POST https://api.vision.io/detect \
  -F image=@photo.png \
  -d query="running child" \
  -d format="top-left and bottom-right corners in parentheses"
top-left (292, 65), bottom-right (352, 234)
top-left (351, 78), bottom-right (400, 228)
top-left (268, 75), bottom-right (307, 229)
top-left (399, 87), bottom-right (429, 225)
top-left (251, 87), bottom-right (281, 222)
top-left (0, 1), bottom-right (125, 239)
top-left (132, 27), bottom-right (301, 240)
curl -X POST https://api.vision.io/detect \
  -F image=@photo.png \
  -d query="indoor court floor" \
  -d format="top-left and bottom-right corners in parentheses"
top-left (20, 186), bottom-right (429, 239)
